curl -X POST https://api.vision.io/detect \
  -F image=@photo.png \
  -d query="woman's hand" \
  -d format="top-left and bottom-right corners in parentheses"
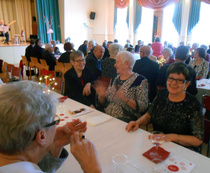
top-left (83, 83), bottom-right (91, 96)
top-left (70, 132), bottom-right (102, 173)
top-left (125, 121), bottom-right (139, 132)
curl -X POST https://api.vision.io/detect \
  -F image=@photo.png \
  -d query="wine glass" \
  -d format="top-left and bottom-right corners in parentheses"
top-left (150, 131), bottom-right (165, 162)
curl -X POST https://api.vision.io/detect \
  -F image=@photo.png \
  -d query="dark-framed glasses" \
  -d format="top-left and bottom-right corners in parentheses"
top-left (45, 115), bottom-right (60, 128)
top-left (74, 59), bottom-right (85, 63)
top-left (167, 77), bottom-right (187, 84)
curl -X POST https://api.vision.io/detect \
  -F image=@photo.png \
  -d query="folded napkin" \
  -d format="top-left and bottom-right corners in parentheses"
top-left (58, 96), bottom-right (68, 102)
top-left (87, 115), bottom-right (113, 126)
top-left (142, 147), bottom-right (170, 164)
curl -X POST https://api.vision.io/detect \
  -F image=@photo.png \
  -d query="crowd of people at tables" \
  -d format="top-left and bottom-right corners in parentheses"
top-left (0, 37), bottom-right (208, 172)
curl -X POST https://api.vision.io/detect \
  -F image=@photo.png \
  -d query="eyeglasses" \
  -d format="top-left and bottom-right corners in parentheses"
top-left (45, 115), bottom-right (60, 128)
top-left (74, 59), bottom-right (85, 63)
top-left (167, 77), bottom-right (187, 84)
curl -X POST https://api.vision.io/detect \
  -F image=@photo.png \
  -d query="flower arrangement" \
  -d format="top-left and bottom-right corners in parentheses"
top-left (157, 55), bottom-right (165, 66)
top-left (44, 16), bottom-right (53, 41)
top-left (39, 70), bottom-right (57, 93)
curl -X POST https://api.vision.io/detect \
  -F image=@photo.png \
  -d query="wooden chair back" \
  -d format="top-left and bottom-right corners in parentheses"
top-left (40, 59), bottom-right (49, 71)
top-left (54, 61), bottom-right (65, 78)
top-left (0, 61), bottom-right (8, 82)
top-left (30, 57), bottom-right (40, 68)
top-left (22, 55), bottom-right (28, 66)
top-left (64, 63), bottom-right (72, 74)
top-left (12, 67), bottom-right (22, 80)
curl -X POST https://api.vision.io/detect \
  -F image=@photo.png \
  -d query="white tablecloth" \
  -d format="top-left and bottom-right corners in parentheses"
top-left (196, 79), bottom-right (210, 104)
top-left (53, 92), bottom-right (210, 173)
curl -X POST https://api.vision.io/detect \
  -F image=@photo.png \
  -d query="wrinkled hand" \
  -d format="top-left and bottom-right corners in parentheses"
top-left (53, 119), bottom-right (87, 148)
top-left (70, 132), bottom-right (102, 173)
top-left (83, 83), bottom-right (91, 96)
top-left (125, 121), bottom-right (139, 132)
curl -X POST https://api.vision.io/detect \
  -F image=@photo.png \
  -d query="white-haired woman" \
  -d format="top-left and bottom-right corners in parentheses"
top-left (96, 51), bottom-right (149, 122)
top-left (42, 43), bottom-right (56, 71)
top-left (101, 43), bottom-right (122, 79)
top-left (162, 47), bottom-right (175, 65)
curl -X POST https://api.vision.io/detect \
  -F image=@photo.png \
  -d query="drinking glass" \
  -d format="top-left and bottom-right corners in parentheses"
top-left (150, 131), bottom-right (165, 162)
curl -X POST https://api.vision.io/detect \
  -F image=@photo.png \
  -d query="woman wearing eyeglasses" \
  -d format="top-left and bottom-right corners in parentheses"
top-left (126, 62), bottom-right (203, 151)
top-left (64, 50), bottom-right (96, 108)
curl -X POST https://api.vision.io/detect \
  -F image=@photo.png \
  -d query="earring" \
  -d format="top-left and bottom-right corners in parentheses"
top-left (184, 88), bottom-right (187, 91)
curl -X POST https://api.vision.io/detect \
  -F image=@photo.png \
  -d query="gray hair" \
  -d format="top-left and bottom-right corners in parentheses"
top-left (70, 50), bottom-right (84, 61)
top-left (0, 81), bottom-right (58, 155)
top-left (45, 43), bottom-right (53, 50)
top-left (89, 39), bottom-right (96, 47)
top-left (117, 51), bottom-right (136, 69)
top-left (163, 47), bottom-right (173, 57)
top-left (108, 43), bottom-right (122, 57)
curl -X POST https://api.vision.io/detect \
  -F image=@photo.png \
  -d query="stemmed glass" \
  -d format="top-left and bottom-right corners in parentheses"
top-left (150, 131), bottom-right (165, 162)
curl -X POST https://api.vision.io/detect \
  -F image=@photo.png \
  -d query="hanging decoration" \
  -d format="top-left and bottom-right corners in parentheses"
top-left (115, 0), bottom-right (129, 8)
top-left (44, 16), bottom-right (54, 41)
top-left (136, 0), bottom-right (179, 10)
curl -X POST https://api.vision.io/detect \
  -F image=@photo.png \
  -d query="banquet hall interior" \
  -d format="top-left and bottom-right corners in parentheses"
top-left (0, 0), bottom-right (210, 171)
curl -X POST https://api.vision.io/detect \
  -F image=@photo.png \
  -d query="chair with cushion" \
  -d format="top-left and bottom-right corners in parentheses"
top-left (202, 94), bottom-right (210, 157)
top-left (0, 61), bottom-right (8, 82)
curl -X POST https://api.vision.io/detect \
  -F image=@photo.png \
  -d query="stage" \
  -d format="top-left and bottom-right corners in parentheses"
top-left (0, 42), bottom-right (29, 65)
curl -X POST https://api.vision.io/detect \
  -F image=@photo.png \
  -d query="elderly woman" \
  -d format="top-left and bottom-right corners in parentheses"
top-left (96, 51), bottom-right (148, 123)
top-left (64, 50), bottom-right (96, 108)
top-left (126, 62), bottom-right (203, 151)
top-left (0, 81), bottom-right (101, 173)
top-left (162, 47), bottom-right (175, 65)
top-left (101, 43), bottom-right (122, 79)
top-left (58, 42), bottom-right (73, 63)
top-left (189, 47), bottom-right (209, 79)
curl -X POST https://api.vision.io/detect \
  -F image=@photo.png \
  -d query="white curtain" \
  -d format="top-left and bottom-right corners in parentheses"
top-left (0, 0), bottom-right (32, 42)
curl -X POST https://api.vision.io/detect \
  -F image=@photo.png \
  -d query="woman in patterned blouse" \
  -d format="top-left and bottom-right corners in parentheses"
top-left (126, 62), bottom-right (203, 150)
top-left (189, 47), bottom-right (209, 79)
top-left (96, 51), bottom-right (149, 123)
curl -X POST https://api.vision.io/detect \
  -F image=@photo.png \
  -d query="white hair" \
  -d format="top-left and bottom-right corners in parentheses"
top-left (108, 43), bottom-right (123, 57)
top-left (117, 51), bottom-right (136, 69)
top-left (163, 47), bottom-right (173, 57)
top-left (0, 81), bottom-right (58, 155)
top-left (45, 43), bottom-right (53, 50)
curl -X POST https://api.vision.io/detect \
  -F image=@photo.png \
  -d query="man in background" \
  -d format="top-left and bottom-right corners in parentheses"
top-left (0, 20), bottom-right (9, 44)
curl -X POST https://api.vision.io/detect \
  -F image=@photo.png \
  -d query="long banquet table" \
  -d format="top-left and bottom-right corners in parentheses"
top-left (53, 92), bottom-right (210, 173)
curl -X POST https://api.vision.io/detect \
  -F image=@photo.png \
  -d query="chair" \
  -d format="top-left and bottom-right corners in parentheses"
top-left (11, 67), bottom-right (22, 81)
top-left (14, 30), bottom-right (26, 44)
top-left (29, 57), bottom-right (40, 79)
top-left (40, 59), bottom-right (49, 71)
top-left (202, 94), bottom-right (210, 157)
top-left (51, 77), bottom-right (64, 95)
top-left (6, 64), bottom-right (15, 80)
top-left (0, 61), bottom-right (8, 82)
top-left (21, 55), bottom-right (29, 79)
top-left (64, 63), bottom-right (72, 74)
top-left (54, 61), bottom-right (65, 78)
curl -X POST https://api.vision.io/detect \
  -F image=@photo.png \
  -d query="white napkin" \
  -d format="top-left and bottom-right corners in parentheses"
top-left (87, 114), bottom-right (113, 126)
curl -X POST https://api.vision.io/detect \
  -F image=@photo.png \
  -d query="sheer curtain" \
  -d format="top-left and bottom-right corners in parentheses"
top-left (115, 7), bottom-right (129, 45)
top-left (162, 4), bottom-right (179, 47)
top-left (190, 2), bottom-right (210, 46)
top-left (135, 7), bottom-right (154, 45)
top-left (0, 0), bottom-right (32, 42)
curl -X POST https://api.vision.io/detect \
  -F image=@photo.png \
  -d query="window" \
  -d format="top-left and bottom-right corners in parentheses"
top-left (115, 7), bottom-right (129, 45)
top-left (162, 4), bottom-right (179, 47)
top-left (191, 3), bottom-right (210, 46)
top-left (136, 7), bottom-right (154, 45)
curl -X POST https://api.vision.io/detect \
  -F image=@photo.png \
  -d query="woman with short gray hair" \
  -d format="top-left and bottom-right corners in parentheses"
top-left (162, 47), bottom-right (175, 65)
top-left (101, 43), bottom-right (122, 78)
top-left (97, 51), bottom-right (148, 123)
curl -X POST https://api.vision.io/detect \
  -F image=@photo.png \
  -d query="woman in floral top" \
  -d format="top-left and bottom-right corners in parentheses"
top-left (96, 51), bottom-right (148, 123)
top-left (189, 47), bottom-right (209, 79)
top-left (126, 62), bottom-right (203, 151)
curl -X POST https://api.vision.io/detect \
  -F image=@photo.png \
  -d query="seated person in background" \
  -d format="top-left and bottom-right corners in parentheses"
top-left (58, 42), bottom-right (73, 63)
top-left (78, 40), bottom-right (88, 56)
top-left (156, 45), bottom-right (197, 95)
top-left (25, 39), bottom-right (35, 62)
top-left (96, 51), bottom-right (148, 123)
top-left (101, 43), bottom-right (122, 79)
top-left (134, 40), bottom-right (142, 53)
top-left (42, 43), bottom-right (56, 71)
top-left (31, 39), bottom-right (45, 63)
top-left (124, 39), bottom-right (133, 48)
top-left (189, 47), bottom-right (209, 79)
top-left (114, 39), bottom-right (118, 43)
top-left (162, 47), bottom-right (175, 65)
top-left (87, 39), bottom-right (96, 55)
top-left (126, 47), bottom-right (135, 54)
top-left (133, 46), bottom-right (159, 102)
top-left (51, 40), bottom-right (61, 55)
top-left (85, 45), bottom-right (105, 80)
top-left (126, 62), bottom-right (203, 152)
top-left (200, 44), bottom-right (210, 63)
top-left (0, 19), bottom-right (9, 44)
top-left (64, 51), bottom-right (96, 108)
top-left (0, 81), bottom-right (101, 173)
top-left (151, 37), bottom-right (164, 58)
